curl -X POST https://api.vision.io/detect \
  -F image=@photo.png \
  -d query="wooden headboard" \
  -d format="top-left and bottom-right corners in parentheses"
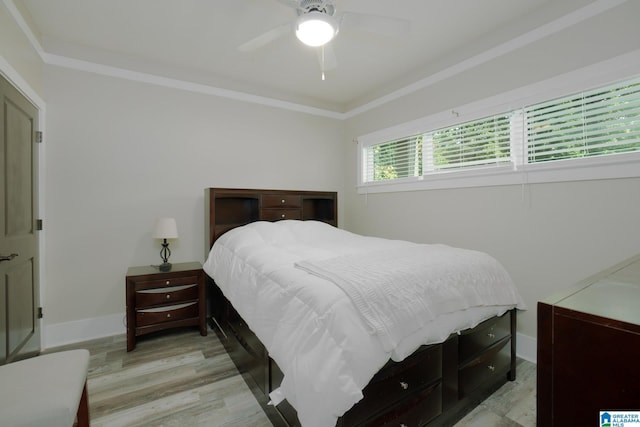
top-left (204, 187), bottom-right (337, 255)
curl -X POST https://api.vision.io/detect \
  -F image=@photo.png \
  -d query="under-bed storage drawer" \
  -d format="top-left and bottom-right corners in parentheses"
top-left (365, 345), bottom-right (441, 410)
top-left (458, 313), bottom-right (510, 363)
top-left (341, 344), bottom-right (442, 426)
top-left (226, 305), bottom-right (265, 359)
top-left (458, 336), bottom-right (511, 397)
top-left (359, 382), bottom-right (442, 427)
top-left (225, 304), bottom-right (269, 394)
top-left (458, 313), bottom-right (512, 398)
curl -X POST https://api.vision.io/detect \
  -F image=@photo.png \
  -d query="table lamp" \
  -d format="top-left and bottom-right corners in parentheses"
top-left (153, 217), bottom-right (178, 271)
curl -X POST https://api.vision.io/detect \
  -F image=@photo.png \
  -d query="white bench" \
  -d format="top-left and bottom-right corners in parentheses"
top-left (0, 349), bottom-right (90, 427)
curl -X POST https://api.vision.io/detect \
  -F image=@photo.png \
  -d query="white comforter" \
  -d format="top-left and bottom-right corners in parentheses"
top-left (203, 220), bottom-right (525, 427)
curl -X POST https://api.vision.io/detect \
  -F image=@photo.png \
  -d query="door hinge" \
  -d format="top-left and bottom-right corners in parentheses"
top-left (36, 219), bottom-right (43, 231)
top-left (38, 307), bottom-right (43, 319)
top-left (35, 131), bottom-right (43, 143)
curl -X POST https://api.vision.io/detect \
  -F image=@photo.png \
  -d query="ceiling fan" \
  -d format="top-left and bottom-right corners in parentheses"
top-left (238, 0), bottom-right (410, 78)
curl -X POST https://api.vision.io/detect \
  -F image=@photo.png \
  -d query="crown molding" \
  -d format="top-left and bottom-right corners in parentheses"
top-left (42, 52), bottom-right (345, 119)
top-left (3, 0), bottom-right (628, 120)
top-left (343, 0), bottom-right (628, 119)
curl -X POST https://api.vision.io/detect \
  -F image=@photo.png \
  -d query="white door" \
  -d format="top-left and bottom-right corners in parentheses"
top-left (0, 74), bottom-right (40, 364)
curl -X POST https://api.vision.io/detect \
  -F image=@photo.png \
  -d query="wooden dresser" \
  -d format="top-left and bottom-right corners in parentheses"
top-left (537, 254), bottom-right (640, 426)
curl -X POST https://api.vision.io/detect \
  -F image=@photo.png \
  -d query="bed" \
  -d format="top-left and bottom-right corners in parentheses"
top-left (203, 187), bottom-right (525, 427)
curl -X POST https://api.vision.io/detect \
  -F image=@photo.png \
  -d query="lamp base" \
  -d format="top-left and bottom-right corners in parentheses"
top-left (158, 262), bottom-right (172, 272)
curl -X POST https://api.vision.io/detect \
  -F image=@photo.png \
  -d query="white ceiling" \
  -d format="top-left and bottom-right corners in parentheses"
top-left (10, 0), bottom-right (613, 113)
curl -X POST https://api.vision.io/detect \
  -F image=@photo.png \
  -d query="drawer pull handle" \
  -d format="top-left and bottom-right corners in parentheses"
top-left (281, 199), bottom-right (285, 203)
top-left (487, 332), bottom-right (496, 338)
top-left (166, 280), bottom-right (170, 285)
top-left (488, 365), bottom-right (495, 372)
top-left (166, 294), bottom-right (171, 299)
top-left (401, 424), bottom-right (408, 427)
top-left (399, 381), bottom-right (409, 390)
top-left (167, 313), bottom-right (172, 318)
top-left (281, 214), bottom-right (286, 218)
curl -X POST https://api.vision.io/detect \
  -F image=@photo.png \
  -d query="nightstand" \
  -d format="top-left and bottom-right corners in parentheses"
top-left (125, 261), bottom-right (207, 351)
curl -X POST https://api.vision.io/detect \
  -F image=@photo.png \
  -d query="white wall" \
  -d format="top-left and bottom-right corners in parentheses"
top-left (343, 1), bottom-right (640, 361)
top-left (5, 0), bottom-right (640, 357)
top-left (342, 179), bottom-right (640, 352)
top-left (41, 65), bottom-right (345, 346)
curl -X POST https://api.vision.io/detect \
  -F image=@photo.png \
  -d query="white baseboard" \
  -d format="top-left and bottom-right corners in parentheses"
top-left (43, 312), bottom-right (126, 350)
top-left (516, 332), bottom-right (537, 364)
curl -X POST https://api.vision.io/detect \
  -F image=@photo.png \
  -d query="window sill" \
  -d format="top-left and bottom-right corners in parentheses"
top-left (357, 152), bottom-right (640, 194)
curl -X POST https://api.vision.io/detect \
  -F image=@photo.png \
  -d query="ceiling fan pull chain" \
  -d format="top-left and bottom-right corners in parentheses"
top-left (321, 45), bottom-right (326, 81)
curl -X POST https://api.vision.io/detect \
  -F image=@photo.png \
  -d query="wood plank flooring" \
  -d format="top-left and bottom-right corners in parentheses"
top-left (46, 327), bottom-right (536, 426)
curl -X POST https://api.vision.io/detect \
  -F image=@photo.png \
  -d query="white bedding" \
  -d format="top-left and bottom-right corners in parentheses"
top-left (203, 220), bottom-right (525, 427)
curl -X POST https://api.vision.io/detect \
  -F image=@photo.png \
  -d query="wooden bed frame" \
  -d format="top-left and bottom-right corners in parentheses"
top-left (204, 187), bottom-right (517, 427)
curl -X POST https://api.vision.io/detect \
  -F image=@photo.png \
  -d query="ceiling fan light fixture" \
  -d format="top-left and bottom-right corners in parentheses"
top-left (295, 11), bottom-right (337, 47)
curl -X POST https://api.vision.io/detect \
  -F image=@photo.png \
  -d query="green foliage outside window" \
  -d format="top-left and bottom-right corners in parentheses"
top-left (527, 81), bottom-right (640, 163)
top-left (430, 115), bottom-right (511, 171)
top-left (366, 77), bottom-right (640, 183)
top-left (373, 136), bottom-right (422, 180)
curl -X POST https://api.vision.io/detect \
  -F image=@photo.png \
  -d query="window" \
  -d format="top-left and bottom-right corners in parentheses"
top-left (364, 136), bottom-right (422, 182)
top-left (359, 76), bottom-right (640, 191)
top-left (526, 80), bottom-right (640, 163)
top-left (426, 114), bottom-right (512, 172)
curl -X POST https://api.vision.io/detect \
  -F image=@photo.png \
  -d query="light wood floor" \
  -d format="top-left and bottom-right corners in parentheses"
top-left (47, 326), bottom-right (536, 427)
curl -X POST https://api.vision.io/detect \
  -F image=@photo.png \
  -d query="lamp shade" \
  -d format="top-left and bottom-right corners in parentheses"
top-left (295, 11), bottom-right (337, 47)
top-left (153, 218), bottom-right (178, 239)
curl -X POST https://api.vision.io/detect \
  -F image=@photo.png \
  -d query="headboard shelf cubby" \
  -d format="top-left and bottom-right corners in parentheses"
top-left (205, 188), bottom-right (337, 252)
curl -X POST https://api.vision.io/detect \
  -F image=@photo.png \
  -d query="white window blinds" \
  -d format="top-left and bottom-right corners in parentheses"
top-left (526, 79), bottom-right (640, 163)
top-left (365, 136), bottom-right (422, 182)
top-left (361, 76), bottom-right (640, 185)
top-left (426, 114), bottom-right (513, 172)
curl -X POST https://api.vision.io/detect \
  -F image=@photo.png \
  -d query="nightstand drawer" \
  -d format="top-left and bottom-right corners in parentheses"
top-left (260, 209), bottom-right (302, 221)
top-left (136, 284), bottom-right (199, 308)
top-left (134, 275), bottom-right (199, 291)
top-left (136, 301), bottom-right (199, 327)
top-left (262, 194), bottom-right (301, 208)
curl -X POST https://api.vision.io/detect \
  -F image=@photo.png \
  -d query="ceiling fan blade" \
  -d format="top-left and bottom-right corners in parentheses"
top-left (238, 23), bottom-right (292, 52)
top-left (272, 0), bottom-right (301, 9)
top-left (316, 42), bottom-right (337, 72)
top-left (341, 11), bottom-right (411, 37)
